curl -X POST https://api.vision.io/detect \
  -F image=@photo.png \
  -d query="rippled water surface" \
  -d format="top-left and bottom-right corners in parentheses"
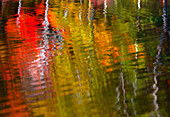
top-left (0, 0), bottom-right (170, 116)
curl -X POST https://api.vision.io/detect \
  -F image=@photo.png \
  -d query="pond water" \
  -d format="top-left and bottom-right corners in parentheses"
top-left (0, 0), bottom-right (170, 116)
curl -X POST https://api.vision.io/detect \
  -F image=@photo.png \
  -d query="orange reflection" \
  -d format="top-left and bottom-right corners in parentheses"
top-left (2, 1), bottom-right (54, 116)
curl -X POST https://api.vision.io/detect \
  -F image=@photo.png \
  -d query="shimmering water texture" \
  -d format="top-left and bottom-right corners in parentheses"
top-left (0, 0), bottom-right (170, 116)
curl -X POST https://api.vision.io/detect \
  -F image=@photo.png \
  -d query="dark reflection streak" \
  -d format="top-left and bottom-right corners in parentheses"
top-left (0, 0), bottom-right (3, 19)
top-left (88, 0), bottom-right (91, 23)
top-left (79, 8), bottom-right (82, 21)
top-left (16, 0), bottom-right (22, 28)
top-left (163, 0), bottom-right (167, 33)
top-left (132, 73), bottom-right (137, 115)
top-left (40, 0), bottom-right (50, 81)
top-left (136, 0), bottom-right (141, 32)
top-left (120, 71), bottom-right (129, 117)
top-left (131, 98), bottom-right (136, 115)
top-left (64, 8), bottom-right (68, 18)
top-left (103, 0), bottom-right (107, 21)
top-left (152, 0), bottom-right (168, 116)
top-left (76, 69), bottom-right (83, 104)
top-left (115, 79), bottom-right (121, 112)
top-left (88, 0), bottom-right (94, 42)
top-left (115, 87), bottom-right (120, 105)
top-left (88, 0), bottom-right (95, 25)
top-left (152, 41), bottom-right (160, 117)
top-left (138, 0), bottom-right (140, 10)
top-left (132, 65), bottom-right (138, 98)
top-left (131, 1), bottom-right (141, 115)
top-left (133, 0), bottom-right (141, 98)
top-left (17, 0), bottom-right (22, 17)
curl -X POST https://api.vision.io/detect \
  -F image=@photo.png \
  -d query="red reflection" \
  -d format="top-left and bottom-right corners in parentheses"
top-left (2, 1), bottom-right (53, 116)
top-left (90, 0), bottom-right (111, 9)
